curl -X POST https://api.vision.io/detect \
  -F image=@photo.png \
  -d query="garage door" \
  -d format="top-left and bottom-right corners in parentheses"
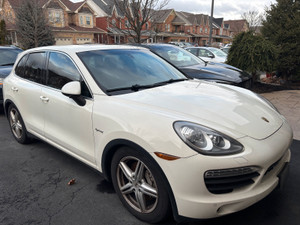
top-left (55, 38), bottom-right (73, 45)
top-left (76, 38), bottom-right (92, 44)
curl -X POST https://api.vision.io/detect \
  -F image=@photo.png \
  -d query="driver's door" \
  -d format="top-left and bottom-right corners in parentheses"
top-left (42, 51), bottom-right (95, 164)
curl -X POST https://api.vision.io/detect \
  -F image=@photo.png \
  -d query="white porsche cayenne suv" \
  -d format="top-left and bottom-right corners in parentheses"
top-left (3, 45), bottom-right (292, 223)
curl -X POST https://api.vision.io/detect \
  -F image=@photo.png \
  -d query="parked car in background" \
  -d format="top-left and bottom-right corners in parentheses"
top-left (168, 41), bottom-right (185, 48)
top-left (140, 44), bottom-right (252, 88)
top-left (3, 45), bottom-right (292, 223)
top-left (0, 46), bottom-right (23, 105)
top-left (186, 47), bottom-right (228, 63)
top-left (221, 46), bottom-right (231, 54)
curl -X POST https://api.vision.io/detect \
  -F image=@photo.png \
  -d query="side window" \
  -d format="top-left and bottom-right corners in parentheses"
top-left (47, 52), bottom-right (81, 90)
top-left (47, 52), bottom-right (92, 98)
top-left (187, 48), bottom-right (198, 56)
top-left (15, 55), bottom-right (28, 78)
top-left (23, 52), bottom-right (46, 84)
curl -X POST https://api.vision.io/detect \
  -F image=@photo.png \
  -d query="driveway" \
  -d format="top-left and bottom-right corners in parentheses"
top-left (0, 90), bottom-right (300, 225)
top-left (262, 90), bottom-right (300, 140)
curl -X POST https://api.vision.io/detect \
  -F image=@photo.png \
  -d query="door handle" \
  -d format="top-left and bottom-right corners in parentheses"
top-left (40, 96), bottom-right (49, 103)
top-left (11, 87), bottom-right (18, 92)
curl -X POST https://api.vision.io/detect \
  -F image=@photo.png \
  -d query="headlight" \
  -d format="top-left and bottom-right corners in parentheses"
top-left (173, 121), bottom-right (244, 156)
top-left (0, 78), bottom-right (3, 85)
top-left (256, 93), bottom-right (280, 113)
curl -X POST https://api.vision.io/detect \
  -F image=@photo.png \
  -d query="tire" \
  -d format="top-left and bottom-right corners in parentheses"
top-left (8, 104), bottom-right (31, 144)
top-left (111, 147), bottom-right (171, 223)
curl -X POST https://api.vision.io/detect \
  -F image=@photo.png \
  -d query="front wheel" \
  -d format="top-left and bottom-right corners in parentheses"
top-left (8, 104), bottom-right (31, 144)
top-left (111, 147), bottom-right (171, 223)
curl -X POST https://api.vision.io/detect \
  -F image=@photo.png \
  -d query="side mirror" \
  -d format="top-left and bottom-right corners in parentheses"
top-left (61, 81), bottom-right (86, 106)
top-left (208, 53), bottom-right (214, 58)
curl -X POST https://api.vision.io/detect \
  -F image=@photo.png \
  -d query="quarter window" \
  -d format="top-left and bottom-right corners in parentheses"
top-left (22, 52), bottom-right (46, 84)
top-left (15, 55), bottom-right (28, 78)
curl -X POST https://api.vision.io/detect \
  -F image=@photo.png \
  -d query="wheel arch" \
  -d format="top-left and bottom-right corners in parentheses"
top-left (101, 138), bottom-right (180, 221)
top-left (4, 99), bottom-right (14, 118)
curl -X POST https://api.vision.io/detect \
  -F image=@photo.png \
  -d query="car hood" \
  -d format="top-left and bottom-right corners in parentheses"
top-left (179, 63), bottom-right (251, 84)
top-left (0, 66), bottom-right (13, 78)
top-left (117, 80), bottom-right (283, 140)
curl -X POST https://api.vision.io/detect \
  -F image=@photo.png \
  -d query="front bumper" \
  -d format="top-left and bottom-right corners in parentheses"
top-left (152, 120), bottom-right (292, 220)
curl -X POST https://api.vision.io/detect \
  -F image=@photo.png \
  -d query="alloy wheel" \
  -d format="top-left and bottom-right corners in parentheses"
top-left (116, 156), bottom-right (158, 213)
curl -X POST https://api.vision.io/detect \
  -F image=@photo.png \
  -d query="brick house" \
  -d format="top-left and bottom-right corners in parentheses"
top-left (87, 0), bottom-right (154, 44)
top-left (224, 19), bottom-right (249, 37)
top-left (0, 0), bottom-right (106, 46)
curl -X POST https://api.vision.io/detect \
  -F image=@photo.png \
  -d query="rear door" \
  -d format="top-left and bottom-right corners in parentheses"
top-left (11, 52), bottom-right (46, 136)
top-left (42, 51), bottom-right (95, 163)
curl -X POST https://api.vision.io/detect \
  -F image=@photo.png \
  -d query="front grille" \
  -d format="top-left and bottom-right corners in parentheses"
top-left (204, 166), bottom-right (260, 194)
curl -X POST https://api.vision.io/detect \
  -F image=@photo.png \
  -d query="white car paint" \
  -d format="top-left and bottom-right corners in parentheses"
top-left (3, 45), bottom-right (293, 221)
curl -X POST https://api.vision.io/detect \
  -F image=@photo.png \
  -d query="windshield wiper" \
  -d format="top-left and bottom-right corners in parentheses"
top-left (106, 78), bottom-right (188, 93)
top-left (0, 63), bottom-right (14, 66)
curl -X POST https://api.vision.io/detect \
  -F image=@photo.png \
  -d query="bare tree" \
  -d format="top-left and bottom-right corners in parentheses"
top-left (16, 0), bottom-right (55, 49)
top-left (113, 0), bottom-right (169, 43)
top-left (242, 10), bottom-right (264, 33)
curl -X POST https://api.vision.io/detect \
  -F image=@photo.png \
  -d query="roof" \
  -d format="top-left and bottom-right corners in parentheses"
top-left (7, 0), bottom-right (48, 8)
top-left (152, 9), bottom-right (173, 23)
top-left (92, 0), bottom-right (124, 16)
top-left (60, 0), bottom-right (84, 11)
top-left (22, 44), bottom-right (146, 55)
top-left (213, 18), bottom-right (223, 27)
top-left (224, 19), bottom-right (248, 33)
top-left (7, 0), bottom-right (84, 12)
top-left (51, 25), bottom-right (106, 33)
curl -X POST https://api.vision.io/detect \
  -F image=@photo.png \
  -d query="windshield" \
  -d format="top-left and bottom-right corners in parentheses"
top-left (77, 49), bottom-right (187, 93)
top-left (208, 48), bottom-right (227, 58)
top-left (148, 45), bottom-right (205, 67)
top-left (0, 48), bottom-right (23, 66)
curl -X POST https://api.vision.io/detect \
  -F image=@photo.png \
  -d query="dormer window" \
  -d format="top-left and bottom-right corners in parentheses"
top-left (86, 16), bottom-right (91, 25)
top-left (78, 13), bottom-right (93, 27)
top-left (48, 9), bottom-right (64, 27)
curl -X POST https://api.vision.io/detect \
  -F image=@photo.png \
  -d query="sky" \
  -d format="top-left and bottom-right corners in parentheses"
top-left (71, 0), bottom-right (277, 20)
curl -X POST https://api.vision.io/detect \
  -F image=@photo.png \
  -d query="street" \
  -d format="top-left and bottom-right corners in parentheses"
top-left (0, 109), bottom-right (300, 225)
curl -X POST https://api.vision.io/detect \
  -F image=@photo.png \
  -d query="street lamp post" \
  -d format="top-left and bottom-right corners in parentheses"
top-left (209, 0), bottom-right (214, 46)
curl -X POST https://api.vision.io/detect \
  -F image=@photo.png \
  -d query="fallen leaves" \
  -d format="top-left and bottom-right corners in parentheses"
top-left (68, 178), bottom-right (76, 185)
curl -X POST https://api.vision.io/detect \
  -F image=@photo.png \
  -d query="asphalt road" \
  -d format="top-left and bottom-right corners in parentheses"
top-left (0, 108), bottom-right (299, 225)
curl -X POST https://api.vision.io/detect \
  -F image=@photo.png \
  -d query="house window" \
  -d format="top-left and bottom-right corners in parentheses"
top-left (55, 11), bottom-right (60, 23)
top-left (193, 27), bottom-right (195, 33)
top-left (112, 19), bottom-right (116, 26)
top-left (80, 16), bottom-right (83, 25)
top-left (165, 24), bottom-right (167, 31)
top-left (125, 20), bottom-right (130, 28)
top-left (205, 28), bottom-right (208, 33)
top-left (168, 24), bottom-right (170, 32)
top-left (145, 22), bottom-right (149, 30)
top-left (48, 11), bottom-right (53, 22)
top-left (200, 28), bottom-right (203, 33)
top-left (86, 16), bottom-right (91, 25)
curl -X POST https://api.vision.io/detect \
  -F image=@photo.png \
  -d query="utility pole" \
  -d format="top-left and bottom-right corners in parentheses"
top-left (208, 0), bottom-right (214, 46)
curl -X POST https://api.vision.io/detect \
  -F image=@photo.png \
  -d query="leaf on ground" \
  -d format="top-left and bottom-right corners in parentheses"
top-left (68, 178), bottom-right (76, 185)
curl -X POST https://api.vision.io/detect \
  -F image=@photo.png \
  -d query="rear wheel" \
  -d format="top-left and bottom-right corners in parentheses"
top-left (111, 147), bottom-right (171, 223)
top-left (8, 104), bottom-right (31, 144)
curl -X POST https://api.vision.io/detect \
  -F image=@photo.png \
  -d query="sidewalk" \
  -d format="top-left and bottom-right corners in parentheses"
top-left (262, 90), bottom-right (300, 140)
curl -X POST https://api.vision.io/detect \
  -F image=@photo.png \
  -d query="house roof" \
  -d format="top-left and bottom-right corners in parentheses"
top-left (92, 0), bottom-right (124, 17)
top-left (60, 0), bottom-right (84, 12)
top-left (224, 19), bottom-right (248, 33)
top-left (152, 9), bottom-right (173, 23)
top-left (213, 18), bottom-right (223, 27)
top-left (51, 25), bottom-right (106, 33)
top-left (7, 0), bottom-right (48, 9)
